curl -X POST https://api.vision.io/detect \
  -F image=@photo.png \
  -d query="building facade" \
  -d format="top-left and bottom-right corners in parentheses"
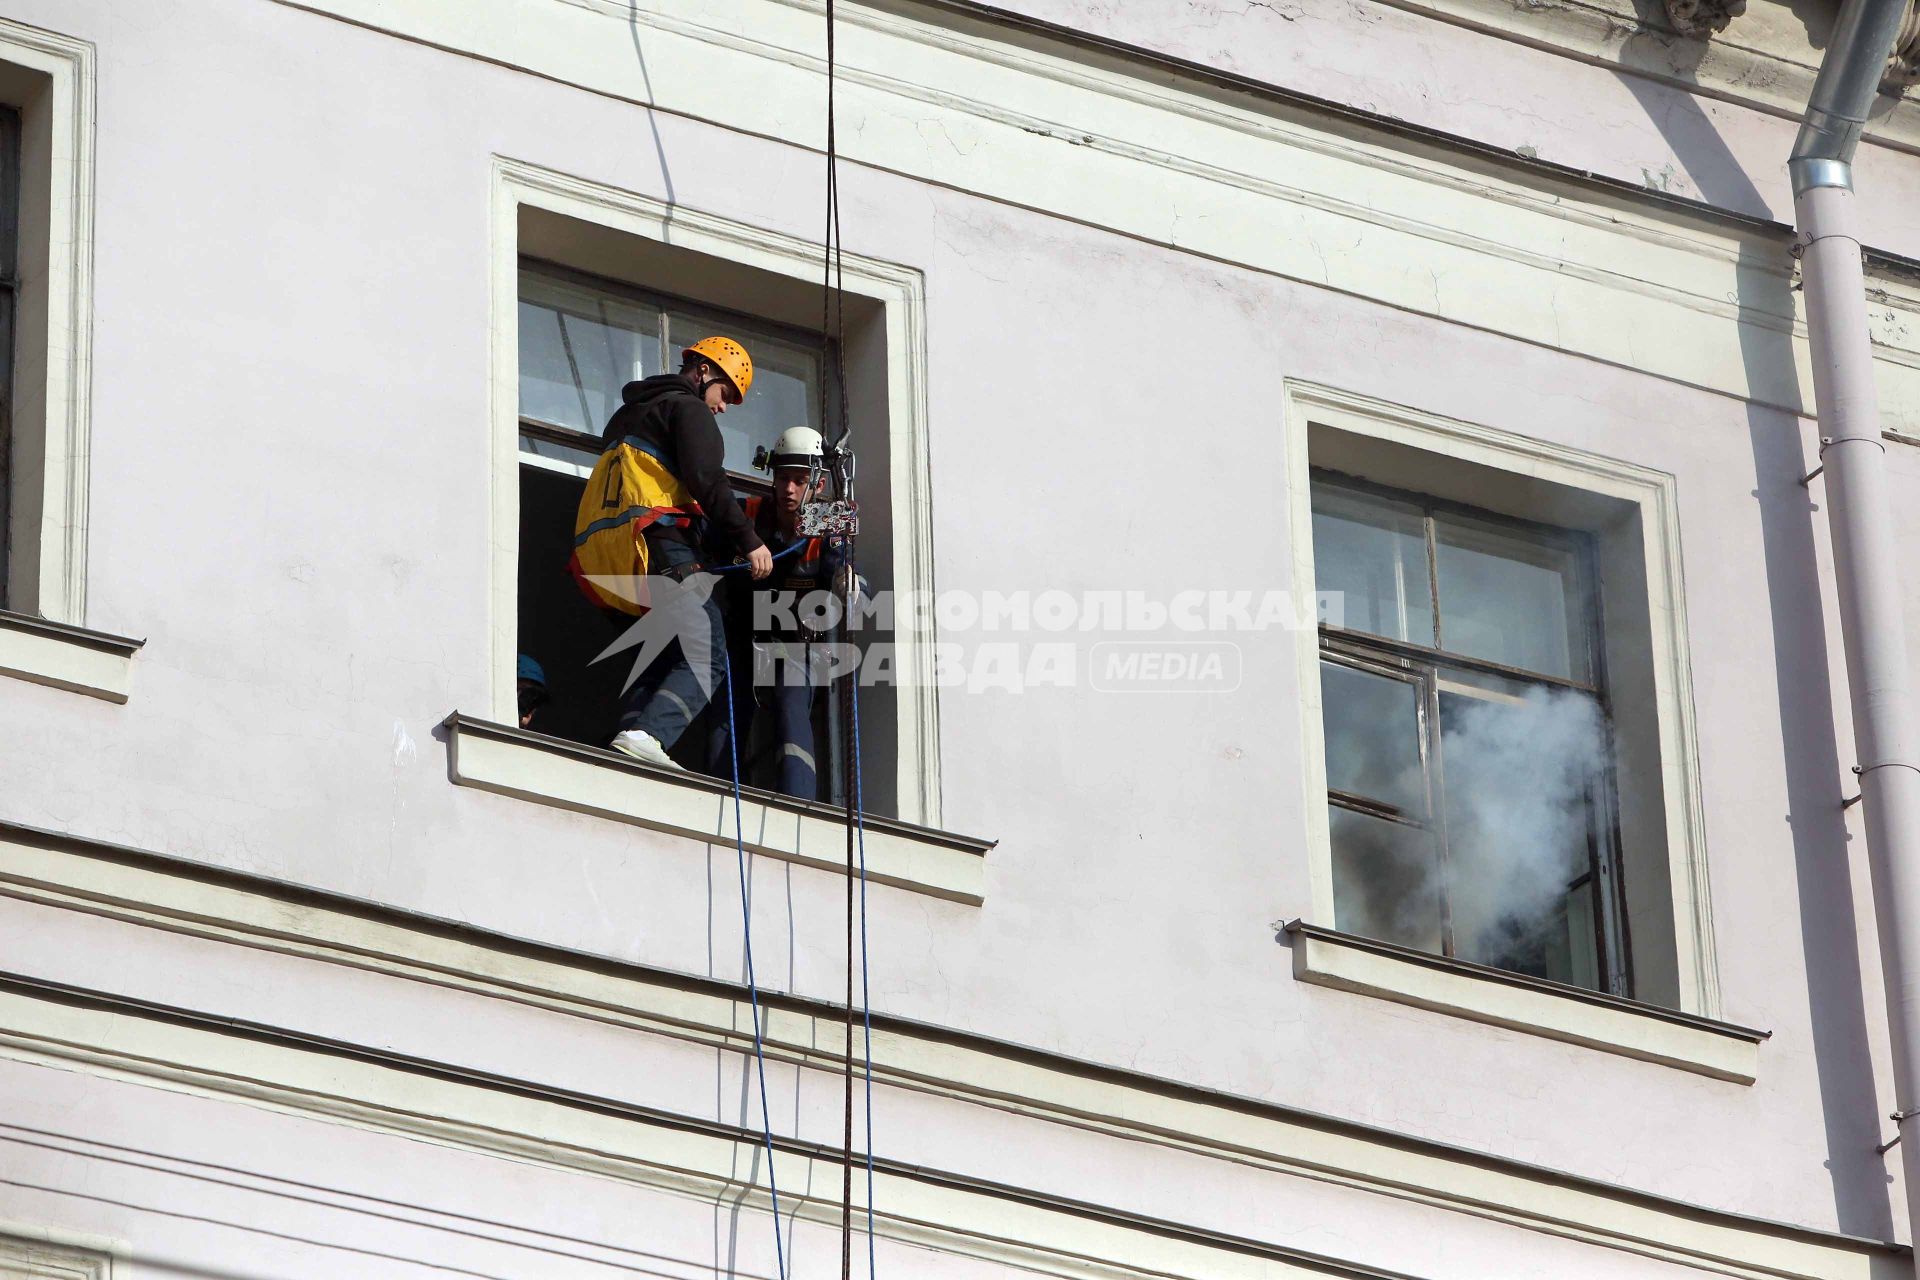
top-left (1, 0), bottom-right (1917, 1275)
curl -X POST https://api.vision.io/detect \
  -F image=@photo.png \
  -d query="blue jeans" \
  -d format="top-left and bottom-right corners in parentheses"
top-left (618, 536), bottom-right (727, 749)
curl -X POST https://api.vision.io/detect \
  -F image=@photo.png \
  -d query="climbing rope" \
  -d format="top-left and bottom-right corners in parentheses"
top-left (846, 543), bottom-right (877, 1280)
top-left (718, 640), bottom-right (791, 1280)
top-left (820, 0), bottom-right (878, 1273)
top-left (707, 540), bottom-right (807, 573)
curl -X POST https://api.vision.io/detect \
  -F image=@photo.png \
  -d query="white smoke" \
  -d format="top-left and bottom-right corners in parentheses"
top-left (1435, 686), bottom-right (1609, 977)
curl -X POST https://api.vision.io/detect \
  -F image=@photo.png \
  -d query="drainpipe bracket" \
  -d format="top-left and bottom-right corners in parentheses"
top-left (1822, 433), bottom-right (1887, 456)
top-left (1854, 759), bottom-right (1920, 778)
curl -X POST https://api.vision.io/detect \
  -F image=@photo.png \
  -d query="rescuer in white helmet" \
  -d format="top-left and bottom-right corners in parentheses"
top-left (710, 425), bottom-right (861, 800)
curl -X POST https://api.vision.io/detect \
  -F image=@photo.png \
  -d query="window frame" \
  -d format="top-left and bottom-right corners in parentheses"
top-left (513, 260), bottom-right (855, 801)
top-left (1313, 468), bottom-right (1631, 996)
top-left (517, 258), bottom-right (837, 493)
top-left (0, 22), bottom-right (94, 626)
top-left (1285, 381), bottom-right (1720, 1017)
top-left (491, 158), bottom-right (942, 827)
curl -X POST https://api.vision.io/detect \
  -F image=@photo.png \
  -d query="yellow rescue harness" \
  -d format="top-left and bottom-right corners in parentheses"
top-left (568, 435), bottom-right (703, 616)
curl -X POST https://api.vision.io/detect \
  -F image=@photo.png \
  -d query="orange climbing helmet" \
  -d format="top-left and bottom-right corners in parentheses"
top-left (682, 336), bottom-right (754, 405)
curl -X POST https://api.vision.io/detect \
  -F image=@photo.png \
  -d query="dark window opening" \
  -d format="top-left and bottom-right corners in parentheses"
top-left (0, 107), bottom-right (21, 605)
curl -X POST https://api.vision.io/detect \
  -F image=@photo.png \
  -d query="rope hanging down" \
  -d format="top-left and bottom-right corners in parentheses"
top-left (822, 1), bottom-right (879, 1276)
top-left (719, 643), bottom-right (791, 1280)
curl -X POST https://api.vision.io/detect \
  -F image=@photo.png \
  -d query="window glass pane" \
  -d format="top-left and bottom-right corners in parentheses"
top-left (1320, 661), bottom-right (1426, 816)
top-left (517, 430), bottom-right (598, 479)
top-left (666, 311), bottom-right (820, 475)
top-left (1329, 805), bottom-right (1442, 953)
top-left (518, 298), bottom-right (587, 431)
top-left (1310, 480), bottom-right (1436, 646)
top-left (1433, 513), bottom-right (1590, 681)
top-left (1436, 684), bottom-right (1606, 989)
top-left (519, 270), bottom-right (664, 435)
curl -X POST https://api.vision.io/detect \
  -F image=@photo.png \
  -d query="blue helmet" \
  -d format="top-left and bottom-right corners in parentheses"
top-left (517, 654), bottom-right (547, 686)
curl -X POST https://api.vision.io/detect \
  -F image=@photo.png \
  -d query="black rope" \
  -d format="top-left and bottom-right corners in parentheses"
top-left (821, 5), bottom-right (866, 1279)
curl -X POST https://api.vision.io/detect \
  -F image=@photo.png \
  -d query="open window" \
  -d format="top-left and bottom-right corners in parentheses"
top-left (493, 166), bottom-right (939, 826)
top-left (1288, 385), bottom-right (1718, 1015)
top-left (514, 261), bottom-right (856, 801)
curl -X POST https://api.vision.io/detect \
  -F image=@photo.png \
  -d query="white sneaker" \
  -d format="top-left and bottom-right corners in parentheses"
top-left (610, 729), bottom-right (685, 771)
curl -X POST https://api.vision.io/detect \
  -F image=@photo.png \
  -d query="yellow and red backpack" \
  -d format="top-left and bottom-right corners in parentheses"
top-left (568, 436), bottom-right (704, 616)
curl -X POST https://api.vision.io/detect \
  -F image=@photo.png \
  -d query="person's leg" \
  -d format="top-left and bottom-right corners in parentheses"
top-left (616, 538), bottom-right (727, 755)
top-left (770, 643), bottom-right (820, 800)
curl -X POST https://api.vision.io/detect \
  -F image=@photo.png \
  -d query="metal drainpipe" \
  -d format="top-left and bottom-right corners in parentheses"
top-left (1790, 0), bottom-right (1920, 1244)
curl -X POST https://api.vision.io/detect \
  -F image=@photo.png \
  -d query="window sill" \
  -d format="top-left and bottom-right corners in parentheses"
top-left (443, 713), bottom-right (990, 904)
top-left (0, 609), bottom-right (142, 703)
top-left (1282, 921), bottom-right (1766, 1083)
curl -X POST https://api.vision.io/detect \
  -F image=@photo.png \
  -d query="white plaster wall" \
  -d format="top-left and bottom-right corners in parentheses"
top-left (0, 0), bottom-right (1906, 1262)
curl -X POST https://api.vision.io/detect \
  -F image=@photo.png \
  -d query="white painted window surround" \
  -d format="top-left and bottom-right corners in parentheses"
top-left (0, 1224), bottom-right (122, 1280)
top-left (0, 607), bottom-right (138, 702)
top-left (0, 24), bottom-right (128, 702)
top-left (0, 21), bottom-right (93, 628)
top-left (1284, 922), bottom-right (1763, 1083)
top-left (1284, 383), bottom-right (1727, 1058)
top-left (489, 158), bottom-right (940, 827)
top-left (444, 714), bottom-right (989, 904)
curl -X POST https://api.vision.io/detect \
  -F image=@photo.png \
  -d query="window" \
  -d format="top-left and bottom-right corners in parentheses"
top-left (1313, 470), bottom-right (1628, 995)
top-left (517, 265), bottom-right (827, 482)
top-left (513, 261), bottom-right (852, 800)
top-left (0, 29), bottom-right (94, 626)
top-left (494, 163), bottom-right (941, 826)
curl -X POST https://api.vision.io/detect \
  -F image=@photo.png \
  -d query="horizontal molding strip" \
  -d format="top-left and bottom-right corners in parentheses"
top-left (0, 820), bottom-right (1897, 1280)
top-left (0, 970), bottom-right (1426, 1280)
top-left (267, 0), bottom-right (1920, 429)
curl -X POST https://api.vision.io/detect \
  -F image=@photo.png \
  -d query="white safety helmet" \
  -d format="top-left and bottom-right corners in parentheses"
top-left (767, 426), bottom-right (825, 472)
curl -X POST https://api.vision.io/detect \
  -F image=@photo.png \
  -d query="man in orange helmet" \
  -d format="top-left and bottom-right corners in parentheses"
top-left (602, 337), bottom-right (773, 770)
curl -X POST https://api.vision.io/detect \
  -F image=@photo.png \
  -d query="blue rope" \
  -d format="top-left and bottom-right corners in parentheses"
top-left (719, 640), bottom-right (791, 1280)
top-left (707, 539), bottom-right (808, 573)
top-left (845, 552), bottom-right (878, 1278)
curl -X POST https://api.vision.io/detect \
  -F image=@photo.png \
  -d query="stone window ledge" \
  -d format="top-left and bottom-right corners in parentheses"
top-left (443, 713), bottom-right (991, 904)
top-left (1283, 921), bottom-right (1767, 1083)
top-left (0, 608), bottom-right (141, 703)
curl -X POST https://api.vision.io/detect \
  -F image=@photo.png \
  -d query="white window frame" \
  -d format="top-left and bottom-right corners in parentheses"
top-left (1284, 382), bottom-right (1720, 1018)
top-left (488, 158), bottom-right (941, 826)
top-left (0, 19), bottom-right (94, 626)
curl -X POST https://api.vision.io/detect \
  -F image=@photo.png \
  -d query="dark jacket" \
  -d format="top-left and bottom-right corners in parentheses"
top-left (600, 373), bottom-right (763, 556)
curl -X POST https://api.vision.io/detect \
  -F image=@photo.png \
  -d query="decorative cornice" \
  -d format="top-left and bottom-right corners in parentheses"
top-left (0, 818), bottom-right (1899, 1278)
